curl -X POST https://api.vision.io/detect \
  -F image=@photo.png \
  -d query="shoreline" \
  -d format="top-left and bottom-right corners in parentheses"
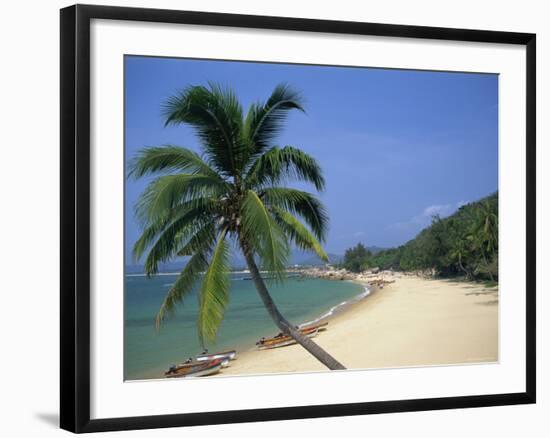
top-left (218, 279), bottom-right (379, 373)
top-left (133, 273), bottom-right (369, 380)
top-left (219, 273), bottom-right (498, 377)
top-left (296, 279), bottom-right (375, 329)
top-left (219, 278), bottom-right (377, 358)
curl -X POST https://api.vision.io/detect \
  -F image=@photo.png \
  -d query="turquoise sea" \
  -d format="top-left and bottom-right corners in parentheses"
top-left (124, 273), bottom-right (367, 380)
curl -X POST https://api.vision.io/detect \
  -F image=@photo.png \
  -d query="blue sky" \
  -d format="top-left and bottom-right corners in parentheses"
top-left (125, 56), bottom-right (498, 258)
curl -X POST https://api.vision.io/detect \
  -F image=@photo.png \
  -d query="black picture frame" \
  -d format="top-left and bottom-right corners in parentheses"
top-left (60, 4), bottom-right (536, 433)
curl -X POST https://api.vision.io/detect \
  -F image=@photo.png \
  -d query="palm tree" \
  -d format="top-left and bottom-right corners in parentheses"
top-left (129, 83), bottom-right (345, 370)
top-left (469, 200), bottom-right (498, 281)
top-left (449, 235), bottom-right (473, 279)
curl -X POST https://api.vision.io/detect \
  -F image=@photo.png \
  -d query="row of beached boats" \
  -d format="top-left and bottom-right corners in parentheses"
top-left (164, 350), bottom-right (237, 378)
top-left (163, 322), bottom-right (329, 378)
top-left (255, 322), bottom-right (328, 350)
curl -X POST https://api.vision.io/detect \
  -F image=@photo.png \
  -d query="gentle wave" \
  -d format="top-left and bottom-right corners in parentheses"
top-left (299, 284), bottom-right (371, 328)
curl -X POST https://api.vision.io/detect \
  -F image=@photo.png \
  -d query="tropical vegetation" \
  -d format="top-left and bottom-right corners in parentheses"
top-left (342, 243), bottom-right (372, 273)
top-left (129, 83), bottom-right (345, 370)
top-left (343, 193), bottom-right (498, 282)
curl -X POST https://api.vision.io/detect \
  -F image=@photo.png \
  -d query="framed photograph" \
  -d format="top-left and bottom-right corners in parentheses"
top-left (60, 4), bottom-right (536, 433)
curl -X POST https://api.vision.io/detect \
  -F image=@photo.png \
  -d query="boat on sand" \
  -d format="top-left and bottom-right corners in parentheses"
top-left (257, 329), bottom-right (320, 350)
top-left (256, 322), bottom-right (328, 348)
top-left (195, 350), bottom-right (237, 362)
top-left (299, 321), bottom-right (328, 331)
top-left (176, 357), bottom-right (230, 368)
top-left (164, 358), bottom-right (223, 378)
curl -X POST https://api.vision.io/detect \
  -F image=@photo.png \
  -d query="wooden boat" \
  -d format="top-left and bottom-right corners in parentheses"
top-left (257, 329), bottom-right (319, 350)
top-left (176, 357), bottom-right (230, 368)
top-left (195, 350), bottom-right (237, 362)
top-left (164, 358), bottom-right (223, 378)
top-left (256, 323), bottom-right (328, 347)
top-left (256, 326), bottom-right (318, 347)
top-left (299, 321), bottom-right (328, 331)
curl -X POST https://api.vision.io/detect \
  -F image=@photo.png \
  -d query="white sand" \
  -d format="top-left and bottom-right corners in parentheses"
top-left (220, 276), bottom-right (498, 376)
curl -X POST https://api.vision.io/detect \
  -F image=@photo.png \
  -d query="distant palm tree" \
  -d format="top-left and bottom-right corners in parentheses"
top-left (469, 200), bottom-right (498, 281)
top-left (129, 83), bottom-right (345, 370)
top-left (449, 235), bottom-right (473, 279)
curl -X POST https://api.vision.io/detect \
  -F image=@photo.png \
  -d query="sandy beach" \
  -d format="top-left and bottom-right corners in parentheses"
top-left (221, 275), bottom-right (498, 376)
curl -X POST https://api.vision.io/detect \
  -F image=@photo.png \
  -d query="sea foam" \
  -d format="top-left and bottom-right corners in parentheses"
top-left (299, 285), bottom-right (371, 327)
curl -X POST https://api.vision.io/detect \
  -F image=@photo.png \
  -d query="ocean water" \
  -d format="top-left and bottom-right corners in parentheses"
top-left (124, 273), bottom-right (366, 380)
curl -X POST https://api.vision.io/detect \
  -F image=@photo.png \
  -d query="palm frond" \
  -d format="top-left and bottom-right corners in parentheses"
top-left (177, 222), bottom-right (216, 257)
top-left (141, 218), bottom-right (214, 277)
top-left (135, 174), bottom-right (227, 224)
top-left (272, 207), bottom-right (328, 262)
top-left (127, 145), bottom-right (222, 180)
top-left (133, 199), bottom-right (216, 274)
top-left (243, 83), bottom-right (304, 157)
top-left (261, 187), bottom-right (328, 241)
top-left (155, 249), bottom-right (211, 330)
top-left (240, 190), bottom-right (289, 278)
top-left (197, 230), bottom-right (231, 346)
top-left (162, 83), bottom-right (244, 176)
top-left (132, 217), bottom-right (169, 264)
top-left (245, 146), bottom-right (325, 191)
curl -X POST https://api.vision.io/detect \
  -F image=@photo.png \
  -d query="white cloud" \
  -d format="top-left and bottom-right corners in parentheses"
top-left (388, 199), bottom-right (468, 232)
top-left (422, 204), bottom-right (453, 218)
top-left (353, 231), bottom-right (366, 237)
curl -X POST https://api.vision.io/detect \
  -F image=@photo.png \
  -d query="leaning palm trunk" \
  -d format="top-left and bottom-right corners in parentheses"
top-left (242, 247), bottom-right (346, 370)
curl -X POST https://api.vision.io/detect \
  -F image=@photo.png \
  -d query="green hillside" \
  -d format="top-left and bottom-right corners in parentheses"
top-left (343, 192), bottom-right (498, 282)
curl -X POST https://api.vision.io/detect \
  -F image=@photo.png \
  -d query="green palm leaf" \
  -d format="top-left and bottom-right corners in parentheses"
top-left (141, 216), bottom-right (214, 277)
top-left (177, 223), bottom-right (216, 257)
top-left (135, 174), bottom-right (226, 224)
top-left (246, 145), bottom-right (325, 191)
top-left (272, 207), bottom-right (328, 262)
top-left (197, 230), bottom-right (231, 345)
top-left (240, 190), bottom-right (289, 278)
top-left (155, 249), bottom-right (211, 330)
top-left (132, 199), bottom-right (216, 265)
top-left (128, 145), bottom-right (222, 180)
top-left (261, 187), bottom-right (328, 241)
top-left (243, 83), bottom-right (304, 157)
top-left (162, 83), bottom-right (244, 176)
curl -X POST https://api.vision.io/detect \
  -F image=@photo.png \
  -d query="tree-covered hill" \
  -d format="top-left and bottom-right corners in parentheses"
top-left (342, 192), bottom-right (498, 282)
